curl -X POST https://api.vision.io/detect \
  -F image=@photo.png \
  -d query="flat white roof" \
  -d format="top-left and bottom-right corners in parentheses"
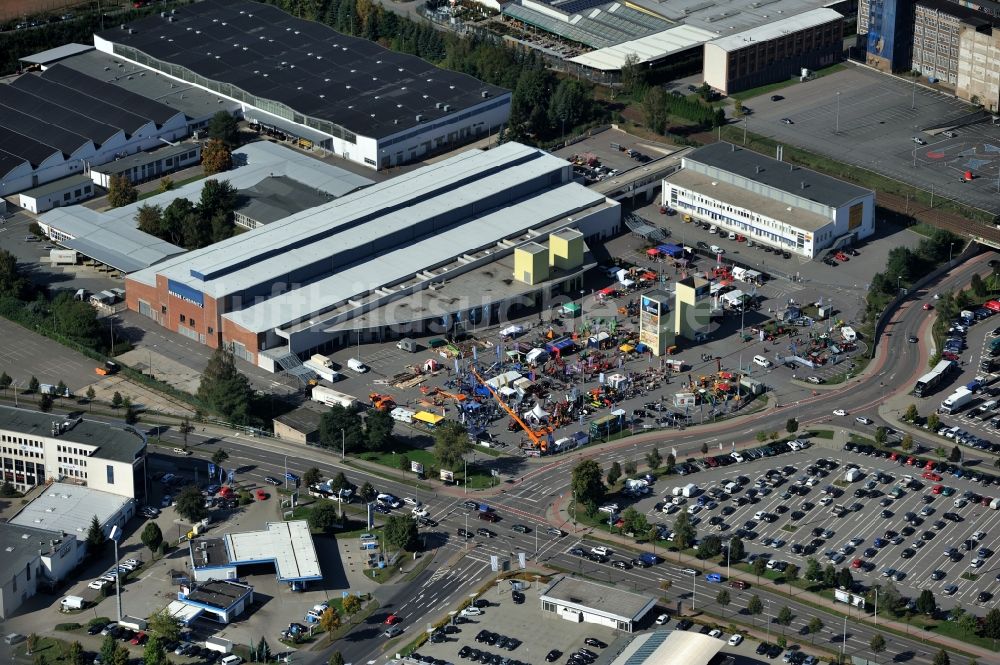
top-left (540, 575), bottom-right (656, 622)
top-left (226, 521), bottom-right (321, 581)
top-left (611, 630), bottom-right (724, 665)
top-left (9, 483), bottom-right (131, 537)
top-left (568, 24), bottom-right (718, 70)
top-left (707, 8), bottom-right (843, 52)
top-left (166, 599), bottom-right (204, 623)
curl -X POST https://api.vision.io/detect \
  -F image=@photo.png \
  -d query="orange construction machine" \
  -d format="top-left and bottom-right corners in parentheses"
top-left (470, 368), bottom-right (552, 453)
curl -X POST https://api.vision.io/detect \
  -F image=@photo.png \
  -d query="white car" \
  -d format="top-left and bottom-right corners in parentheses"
top-left (171, 447), bottom-right (192, 456)
top-left (728, 634), bottom-right (743, 647)
top-left (403, 497), bottom-right (421, 507)
top-left (591, 546), bottom-right (610, 557)
top-left (710, 245), bottom-right (724, 254)
top-left (708, 629), bottom-right (723, 639)
top-left (655, 614), bottom-right (670, 625)
top-left (411, 506), bottom-right (429, 518)
top-left (460, 606), bottom-right (483, 617)
top-left (833, 409), bottom-right (847, 416)
top-left (687, 504), bottom-right (701, 514)
top-left (970, 558), bottom-right (985, 568)
top-left (88, 580), bottom-right (108, 590)
top-left (730, 452), bottom-right (744, 463)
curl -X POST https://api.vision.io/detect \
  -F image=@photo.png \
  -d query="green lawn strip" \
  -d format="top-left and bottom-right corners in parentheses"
top-left (732, 63), bottom-right (847, 103)
top-left (809, 430), bottom-right (834, 439)
top-left (402, 550), bottom-right (437, 583)
top-left (909, 223), bottom-right (939, 237)
top-left (848, 434), bottom-right (875, 446)
top-left (716, 126), bottom-right (992, 224)
top-left (341, 458), bottom-right (433, 491)
top-left (136, 173), bottom-right (206, 201)
top-left (359, 447), bottom-right (436, 470)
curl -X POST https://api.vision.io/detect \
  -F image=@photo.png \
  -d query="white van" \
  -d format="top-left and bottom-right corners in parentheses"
top-left (220, 656), bottom-right (242, 665)
top-left (753, 355), bottom-right (772, 368)
top-left (347, 358), bottom-right (369, 373)
top-left (61, 596), bottom-right (85, 610)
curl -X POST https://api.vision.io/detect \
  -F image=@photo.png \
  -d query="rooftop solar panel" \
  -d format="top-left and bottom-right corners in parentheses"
top-left (40, 64), bottom-right (182, 127)
top-left (0, 105), bottom-right (92, 157)
top-left (0, 85), bottom-right (121, 146)
top-left (98, 0), bottom-right (508, 139)
top-left (10, 74), bottom-right (152, 137)
top-left (0, 126), bottom-right (61, 168)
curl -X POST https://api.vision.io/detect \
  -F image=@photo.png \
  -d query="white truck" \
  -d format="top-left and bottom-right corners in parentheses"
top-left (60, 595), bottom-right (85, 611)
top-left (304, 360), bottom-right (341, 383)
top-left (310, 385), bottom-right (359, 410)
top-left (841, 326), bottom-right (857, 342)
top-left (204, 637), bottom-right (232, 654)
top-left (680, 483), bottom-right (699, 497)
top-left (844, 468), bottom-right (862, 482)
top-left (940, 387), bottom-right (975, 415)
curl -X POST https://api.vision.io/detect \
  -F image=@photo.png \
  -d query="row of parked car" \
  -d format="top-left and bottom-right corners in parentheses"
top-left (86, 558), bottom-right (140, 590)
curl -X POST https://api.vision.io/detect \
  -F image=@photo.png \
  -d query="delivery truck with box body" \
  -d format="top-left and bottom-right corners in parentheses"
top-left (310, 385), bottom-right (359, 410)
top-left (303, 360), bottom-right (341, 383)
top-left (940, 387), bottom-right (975, 415)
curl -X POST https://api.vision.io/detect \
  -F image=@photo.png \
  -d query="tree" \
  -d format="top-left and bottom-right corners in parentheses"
top-left (752, 557), bottom-right (767, 583)
top-left (672, 511), bottom-right (696, 550)
top-left (110, 643), bottom-right (130, 665)
top-left (111, 391), bottom-right (123, 408)
top-left (252, 637), bottom-right (271, 663)
top-left (805, 557), bottom-right (821, 581)
top-left (328, 653), bottom-right (345, 665)
top-left (699, 534), bottom-right (721, 558)
top-left (836, 567), bottom-right (854, 590)
top-left (141, 522), bottom-right (163, 555)
top-left (620, 53), bottom-right (645, 96)
top-left (607, 461), bottom-right (622, 485)
top-left (342, 594), bottom-right (362, 616)
top-left (107, 174), bottom-right (138, 208)
top-left (28, 375), bottom-right (39, 393)
top-left (958, 611), bottom-right (978, 636)
top-left (0, 481), bottom-right (17, 497)
top-left (55, 380), bottom-right (67, 398)
top-left (619, 506), bottom-right (643, 535)
top-left (716, 589), bottom-right (731, 616)
top-left (983, 608), bottom-right (1000, 645)
top-left (665, 453), bottom-right (676, 472)
top-left (916, 589), bottom-right (936, 615)
top-left (100, 636), bottom-right (118, 665)
top-left (728, 536), bottom-right (745, 562)
top-left (211, 449), bottom-right (230, 466)
top-left (747, 594), bottom-right (763, 626)
top-left (971, 273), bottom-right (987, 298)
top-left (365, 408), bottom-right (394, 451)
top-left (548, 79), bottom-right (592, 136)
top-left (85, 385), bottom-right (96, 403)
top-left (901, 434), bottom-right (913, 451)
top-left (202, 138), bottom-right (233, 175)
top-left (822, 563), bottom-right (837, 588)
top-left (174, 485), bottom-right (208, 523)
top-left (869, 633), bottom-right (886, 664)
top-left (700, 441), bottom-right (709, 456)
top-left (571, 459), bottom-right (605, 509)
top-left (197, 346), bottom-right (253, 423)
top-left (786, 418), bottom-right (798, 433)
top-left (384, 515), bottom-right (419, 551)
top-left (646, 447), bottom-right (662, 470)
top-left (208, 110), bottom-right (240, 147)
top-left (808, 617), bottom-right (823, 644)
top-left (776, 606), bottom-right (793, 632)
top-left (949, 445), bottom-right (961, 463)
top-left (0, 372), bottom-right (10, 393)
top-left (319, 405), bottom-right (365, 453)
top-left (927, 412), bottom-right (941, 430)
top-left (136, 204), bottom-right (164, 236)
top-left (303, 467), bottom-right (322, 487)
top-left (932, 650), bottom-right (950, 665)
top-left (359, 481), bottom-right (376, 503)
top-left (307, 502), bottom-right (342, 533)
top-left (784, 563), bottom-right (800, 585)
top-left (143, 635), bottom-right (167, 665)
top-left (198, 179), bottom-right (238, 242)
top-left (903, 404), bottom-right (918, 422)
top-left (879, 580), bottom-right (902, 614)
top-left (641, 87), bottom-right (667, 134)
top-left (319, 606), bottom-right (341, 636)
top-left (432, 421), bottom-right (471, 471)
top-left (39, 393), bottom-right (53, 412)
top-left (86, 515), bottom-right (106, 552)
top-left (874, 426), bottom-right (887, 446)
top-left (147, 609), bottom-right (182, 642)
top-left (158, 177), bottom-right (175, 193)
top-left (64, 641), bottom-right (84, 665)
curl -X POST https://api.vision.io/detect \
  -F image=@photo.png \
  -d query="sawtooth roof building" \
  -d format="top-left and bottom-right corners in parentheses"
top-left (124, 142), bottom-right (621, 373)
top-left (0, 63), bottom-right (189, 196)
top-left (95, 0), bottom-right (511, 170)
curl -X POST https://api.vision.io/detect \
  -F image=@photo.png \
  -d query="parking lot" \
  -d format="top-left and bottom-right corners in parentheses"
top-left (742, 65), bottom-right (1000, 216)
top-left (571, 441), bottom-right (1000, 611)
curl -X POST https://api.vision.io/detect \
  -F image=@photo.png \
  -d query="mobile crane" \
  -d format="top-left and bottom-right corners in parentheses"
top-left (469, 368), bottom-right (552, 453)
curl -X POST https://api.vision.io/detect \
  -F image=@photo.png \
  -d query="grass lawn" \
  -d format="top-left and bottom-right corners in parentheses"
top-left (136, 173), bottom-right (206, 201)
top-left (809, 429), bottom-right (834, 439)
top-left (849, 434), bottom-right (875, 446)
top-left (359, 446), bottom-right (436, 471)
top-left (732, 63), bottom-right (847, 103)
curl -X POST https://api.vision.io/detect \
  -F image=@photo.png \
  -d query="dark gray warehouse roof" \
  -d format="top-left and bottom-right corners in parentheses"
top-left (0, 105), bottom-right (93, 157)
top-left (0, 85), bottom-right (122, 147)
top-left (686, 143), bottom-right (873, 207)
top-left (98, 0), bottom-right (509, 139)
top-left (0, 149), bottom-right (29, 178)
top-left (40, 64), bottom-right (182, 127)
top-left (10, 73), bottom-right (151, 137)
top-left (0, 126), bottom-right (61, 168)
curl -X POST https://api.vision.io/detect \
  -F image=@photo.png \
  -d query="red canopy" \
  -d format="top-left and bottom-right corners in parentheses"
top-left (646, 248), bottom-right (661, 256)
top-left (598, 287), bottom-right (615, 296)
top-left (642, 271), bottom-right (657, 281)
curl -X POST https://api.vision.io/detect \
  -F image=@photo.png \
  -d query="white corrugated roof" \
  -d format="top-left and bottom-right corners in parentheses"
top-left (19, 43), bottom-right (94, 65)
top-left (568, 24), bottom-right (719, 70)
top-left (707, 8), bottom-right (843, 52)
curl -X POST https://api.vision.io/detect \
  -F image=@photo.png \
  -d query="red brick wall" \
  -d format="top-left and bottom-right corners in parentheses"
top-left (124, 274), bottom-right (223, 349)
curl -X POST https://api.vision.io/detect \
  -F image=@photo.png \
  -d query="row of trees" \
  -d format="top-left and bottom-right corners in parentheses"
top-left (318, 405), bottom-right (394, 453)
top-left (866, 228), bottom-right (960, 322)
top-left (136, 178), bottom-right (239, 250)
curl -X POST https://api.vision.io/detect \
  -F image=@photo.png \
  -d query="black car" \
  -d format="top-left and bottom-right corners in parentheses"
top-left (545, 650), bottom-right (562, 662)
top-left (697, 241), bottom-right (710, 250)
top-left (977, 591), bottom-right (993, 602)
top-left (457, 528), bottom-right (473, 539)
top-left (264, 476), bottom-right (281, 486)
top-left (612, 560), bottom-right (631, 570)
top-left (511, 524), bottom-right (530, 533)
top-left (474, 598), bottom-right (491, 609)
top-left (444, 625), bottom-right (460, 634)
top-left (506, 638), bottom-right (521, 651)
top-left (512, 590), bottom-right (525, 604)
top-left (485, 632), bottom-right (500, 645)
top-left (464, 500), bottom-right (480, 509)
top-left (584, 638), bottom-right (607, 649)
top-left (569, 547), bottom-right (585, 556)
top-left (87, 623), bottom-right (107, 636)
top-left (475, 630), bottom-right (489, 644)
top-left (675, 619), bottom-right (694, 630)
top-left (460, 647), bottom-right (472, 659)
top-left (757, 643), bottom-right (771, 656)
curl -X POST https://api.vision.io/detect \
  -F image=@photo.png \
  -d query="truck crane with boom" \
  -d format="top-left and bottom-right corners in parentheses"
top-left (469, 368), bottom-right (552, 454)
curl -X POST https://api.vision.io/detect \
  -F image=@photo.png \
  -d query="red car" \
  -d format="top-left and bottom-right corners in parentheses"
top-left (906, 456), bottom-right (917, 466)
top-left (255, 489), bottom-right (268, 501)
top-left (835, 252), bottom-right (849, 262)
top-left (384, 614), bottom-right (402, 625)
top-left (922, 303), bottom-right (933, 310)
top-left (130, 632), bottom-right (147, 646)
top-left (218, 486), bottom-right (234, 498)
top-left (851, 558), bottom-right (864, 569)
top-left (932, 484), bottom-right (944, 495)
top-left (889, 452), bottom-right (900, 462)
top-left (925, 460), bottom-right (936, 470)
top-left (942, 351), bottom-right (960, 361)
top-left (922, 471), bottom-right (942, 481)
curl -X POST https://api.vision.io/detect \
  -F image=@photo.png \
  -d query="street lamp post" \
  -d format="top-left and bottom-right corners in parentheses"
top-left (341, 429), bottom-right (345, 461)
top-left (765, 599), bottom-right (771, 645)
top-left (110, 526), bottom-right (123, 623)
top-left (283, 455), bottom-right (288, 490)
top-left (835, 91), bottom-right (841, 134)
top-left (874, 587), bottom-right (878, 627)
top-left (949, 242), bottom-right (955, 263)
top-left (841, 614), bottom-right (848, 663)
top-left (691, 571), bottom-right (697, 611)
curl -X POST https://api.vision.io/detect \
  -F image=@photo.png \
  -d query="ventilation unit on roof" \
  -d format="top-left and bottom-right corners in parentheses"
top-left (345, 85), bottom-right (351, 89)
top-left (443, 104), bottom-right (451, 112)
top-left (168, 16), bottom-right (174, 21)
top-left (435, 102), bottom-right (442, 109)
top-left (481, 91), bottom-right (491, 98)
top-left (416, 114), bottom-right (424, 122)
top-left (212, 17), bottom-right (218, 22)
top-left (319, 94), bottom-right (325, 98)
top-left (120, 23), bottom-right (125, 29)
top-left (316, 55), bottom-right (322, 59)
top-left (104, 66), bottom-right (111, 71)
